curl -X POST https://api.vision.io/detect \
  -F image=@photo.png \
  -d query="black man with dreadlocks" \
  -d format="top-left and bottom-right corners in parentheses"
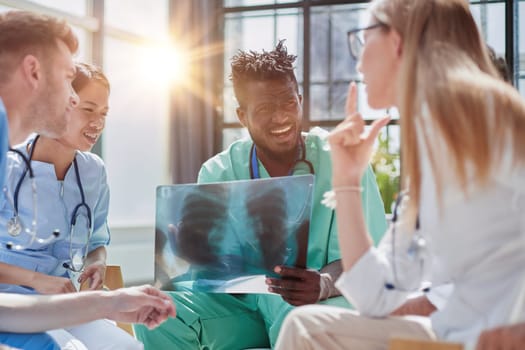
top-left (135, 40), bottom-right (387, 349)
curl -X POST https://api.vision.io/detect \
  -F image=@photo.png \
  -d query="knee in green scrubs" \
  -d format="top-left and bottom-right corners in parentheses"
top-left (135, 292), bottom-right (270, 350)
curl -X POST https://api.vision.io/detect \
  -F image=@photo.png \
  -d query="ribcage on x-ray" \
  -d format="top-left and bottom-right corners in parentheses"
top-left (173, 184), bottom-right (229, 265)
top-left (246, 183), bottom-right (287, 270)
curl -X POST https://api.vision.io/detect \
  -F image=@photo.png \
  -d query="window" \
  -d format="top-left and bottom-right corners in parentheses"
top-left (103, 0), bottom-right (171, 227)
top-left (0, 0), bottom-right (173, 283)
top-left (221, 1), bottom-right (399, 212)
top-left (0, 3), bottom-right (90, 62)
top-left (220, 0), bottom-right (522, 212)
top-left (514, 0), bottom-right (525, 98)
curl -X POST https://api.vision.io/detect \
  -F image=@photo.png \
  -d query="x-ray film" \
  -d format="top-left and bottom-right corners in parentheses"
top-left (155, 174), bottom-right (314, 293)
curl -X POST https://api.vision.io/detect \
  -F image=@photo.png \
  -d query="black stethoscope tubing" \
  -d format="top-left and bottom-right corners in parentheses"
top-left (9, 135), bottom-right (92, 236)
top-left (70, 157), bottom-right (91, 227)
top-left (9, 137), bottom-right (38, 216)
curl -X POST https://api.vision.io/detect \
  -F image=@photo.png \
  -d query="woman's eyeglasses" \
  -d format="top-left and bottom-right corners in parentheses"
top-left (347, 22), bottom-right (387, 60)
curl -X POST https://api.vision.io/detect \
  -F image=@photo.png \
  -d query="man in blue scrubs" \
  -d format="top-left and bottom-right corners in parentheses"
top-left (136, 40), bottom-right (387, 349)
top-left (0, 10), bottom-right (80, 349)
top-left (0, 11), bottom-right (176, 349)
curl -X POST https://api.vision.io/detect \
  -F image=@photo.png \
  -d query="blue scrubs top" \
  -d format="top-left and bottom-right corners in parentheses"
top-left (0, 100), bottom-right (62, 350)
top-left (0, 137), bottom-right (110, 294)
top-left (0, 100), bottom-right (8, 191)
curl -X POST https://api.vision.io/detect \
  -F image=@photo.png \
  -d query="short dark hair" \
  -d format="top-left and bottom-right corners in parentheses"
top-left (230, 40), bottom-right (298, 107)
top-left (0, 11), bottom-right (78, 83)
top-left (73, 62), bottom-right (110, 94)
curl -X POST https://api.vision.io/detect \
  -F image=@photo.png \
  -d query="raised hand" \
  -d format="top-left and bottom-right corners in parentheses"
top-left (329, 82), bottom-right (390, 186)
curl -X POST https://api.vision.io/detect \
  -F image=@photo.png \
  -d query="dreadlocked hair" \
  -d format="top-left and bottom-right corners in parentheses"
top-left (230, 39), bottom-right (298, 107)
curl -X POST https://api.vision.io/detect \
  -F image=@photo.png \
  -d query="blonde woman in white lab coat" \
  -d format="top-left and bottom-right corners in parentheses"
top-left (275, 0), bottom-right (525, 349)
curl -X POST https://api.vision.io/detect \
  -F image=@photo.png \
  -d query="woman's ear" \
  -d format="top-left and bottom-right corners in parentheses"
top-left (390, 29), bottom-right (403, 57)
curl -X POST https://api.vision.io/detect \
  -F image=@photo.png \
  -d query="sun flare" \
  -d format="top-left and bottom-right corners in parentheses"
top-left (139, 43), bottom-right (189, 87)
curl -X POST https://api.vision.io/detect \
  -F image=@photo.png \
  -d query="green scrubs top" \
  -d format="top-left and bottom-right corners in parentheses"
top-left (135, 127), bottom-right (387, 350)
top-left (198, 127), bottom-right (387, 268)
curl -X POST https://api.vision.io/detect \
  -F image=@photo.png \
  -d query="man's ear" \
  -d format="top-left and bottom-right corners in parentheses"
top-left (21, 55), bottom-right (42, 90)
top-left (298, 94), bottom-right (303, 105)
top-left (236, 106), bottom-right (247, 127)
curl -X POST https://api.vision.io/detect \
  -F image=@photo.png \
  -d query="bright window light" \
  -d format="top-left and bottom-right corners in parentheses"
top-left (139, 43), bottom-right (189, 87)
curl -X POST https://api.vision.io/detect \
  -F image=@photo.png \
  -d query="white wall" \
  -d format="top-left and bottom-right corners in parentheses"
top-left (106, 226), bottom-right (155, 285)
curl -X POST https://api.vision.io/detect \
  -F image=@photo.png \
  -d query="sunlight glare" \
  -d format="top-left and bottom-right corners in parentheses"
top-left (139, 44), bottom-right (189, 87)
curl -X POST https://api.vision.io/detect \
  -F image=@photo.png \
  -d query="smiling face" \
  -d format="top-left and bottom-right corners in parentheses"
top-left (236, 79), bottom-right (303, 158)
top-left (356, 19), bottom-right (402, 109)
top-left (56, 80), bottom-right (109, 152)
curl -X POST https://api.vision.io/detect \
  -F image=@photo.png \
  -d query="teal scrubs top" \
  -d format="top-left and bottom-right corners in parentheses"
top-left (198, 127), bottom-right (387, 270)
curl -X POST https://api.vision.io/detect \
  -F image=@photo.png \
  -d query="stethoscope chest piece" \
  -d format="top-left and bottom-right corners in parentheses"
top-left (7, 216), bottom-right (22, 237)
top-left (407, 233), bottom-right (426, 259)
top-left (71, 251), bottom-right (85, 271)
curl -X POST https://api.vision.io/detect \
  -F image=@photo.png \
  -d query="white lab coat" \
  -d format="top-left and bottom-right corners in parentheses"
top-left (336, 121), bottom-right (525, 347)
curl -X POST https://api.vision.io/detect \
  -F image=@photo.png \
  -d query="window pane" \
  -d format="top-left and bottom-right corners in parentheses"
top-left (0, 5), bottom-right (14, 12)
top-left (223, 8), bottom-right (302, 123)
top-left (310, 8), bottom-right (329, 83)
top-left (310, 4), bottom-right (371, 122)
top-left (0, 7), bottom-right (90, 63)
top-left (310, 84), bottom-right (329, 120)
top-left (105, 0), bottom-right (169, 38)
top-left (224, 0), bottom-right (296, 7)
top-left (223, 85), bottom-right (238, 123)
top-left (520, 79), bottom-right (525, 99)
top-left (330, 5), bottom-right (368, 81)
top-left (470, 3), bottom-right (506, 54)
top-left (311, 5), bottom-right (368, 84)
top-left (27, 0), bottom-right (88, 17)
top-left (330, 82), bottom-right (349, 118)
top-left (224, 9), bottom-right (301, 60)
top-left (371, 123), bottom-right (400, 214)
top-left (225, 0), bottom-right (272, 7)
top-left (71, 25), bottom-right (90, 62)
top-left (224, 11), bottom-right (276, 72)
top-left (103, 37), bottom-right (170, 226)
top-left (517, 0), bottom-right (525, 89)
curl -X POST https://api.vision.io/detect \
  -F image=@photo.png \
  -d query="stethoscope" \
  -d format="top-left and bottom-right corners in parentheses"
top-left (6, 136), bottom-right (40, 242)
top-left (384, 192), bottom-right (429, 292)
top-left (5, 136), bottom-right (92, 272)
top-left (63, 155), bottom-right (93, 272)
top-left (249, 137), bottom-right (315, 179)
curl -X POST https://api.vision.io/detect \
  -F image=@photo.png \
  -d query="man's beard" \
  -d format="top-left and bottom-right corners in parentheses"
top-left (27, 83), bottom-right (68, 138)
